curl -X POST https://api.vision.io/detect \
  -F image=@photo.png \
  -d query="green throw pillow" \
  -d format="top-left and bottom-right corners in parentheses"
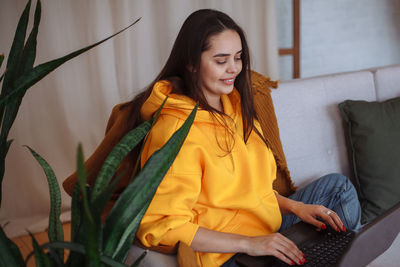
top-left (339, 97), bottom-right (400, 224)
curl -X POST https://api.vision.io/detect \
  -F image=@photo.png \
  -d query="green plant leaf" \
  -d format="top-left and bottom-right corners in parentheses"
top-left (67, 185), bottom-right (85, 266)
top-left (130, 251), bottom-right (147, 267)
top-left (0, 1), bottom-right (41, 145)
top-left (103, 103), bottom-right (198, 260)
top-left (92, 171), bottom-right (126, 218)
top-left (91, 96), bottom-right (168, 204)
top-left (42, 241), bottom-right (127, 267)
top-left (0, 227), bottom-right (24, 267)
top-left (76, 145), bottom-right (93, 225)
top-left (0, 0), bottom-right (32, 144)
top-left (1, 0), bottom-right (31, 97)
top-left (0, 139), bottom-right (13, 205)
top-left (90, 120), bottom-right (152, 203)
top-left (29, 232), bottom-right (52, 267)
top-left (0, 17), bottom-right (141, 110)
top-left (42, 246), bottom-right (64, 267)
top-left (45, 241), bottom-right (85, 254)
top-left (132, 96), bottom-right (169, 177)
top-left (0, 54), bottom-right (4, 69)
top-left (76, 144), bottom-right (101, 266)
top-left (24, 145), bottom-right (64, 261)
top-left (70, 183), bottom-right (82, 242)
top-left (0, 71), bottom-right (5, 84)
top-left (0, 0), bottom-right (41, 144)
top-left (18, 0), bottom-right (41, 77)
top-left (0, 54), bottom-right (5, 83)
top-left (112, 205), bottom-right (146, 261)
top-left (0, 99), bottom-right (22, 154)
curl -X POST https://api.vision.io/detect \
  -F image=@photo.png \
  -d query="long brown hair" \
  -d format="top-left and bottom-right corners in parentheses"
top-left (123, 9), bottom-right (258, 160)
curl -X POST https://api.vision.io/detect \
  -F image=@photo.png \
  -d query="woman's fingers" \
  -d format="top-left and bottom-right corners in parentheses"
top-left (330, 211), bottom-right (346, 232)
top-left (272, 250), bottom-right (300, 266)
top-left (297, 204), bottom-right (346, 232)
top-left (320, 209), bottom-right (346, 232)
top-left (278, 241), bottom-right (306, 265)
top-left (306, 216), bottom-right (327, 230)
top-left (248, 233), bottom-right (306, 265)
top-left (276, 234), bottom-right (305, 265)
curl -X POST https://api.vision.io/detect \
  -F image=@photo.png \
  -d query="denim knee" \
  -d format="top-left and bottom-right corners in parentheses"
top-left (322, 173), bottom-right (361, 230)
top-left (320, 173), bottom-right (352, 190)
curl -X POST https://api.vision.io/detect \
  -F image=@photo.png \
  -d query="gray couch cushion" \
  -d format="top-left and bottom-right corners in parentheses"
top-left (374, 65), bottom-right (400, 101)
top-left (272, 71), bottom-right (376, 188)
top-left (125, 245), bottom-right (178, 267)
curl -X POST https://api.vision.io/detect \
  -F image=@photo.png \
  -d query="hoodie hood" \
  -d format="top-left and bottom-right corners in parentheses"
top-left (141, 80), bottom-right (242, 124)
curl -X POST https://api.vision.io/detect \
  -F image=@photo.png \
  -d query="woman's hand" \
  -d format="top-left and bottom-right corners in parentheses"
top-left (274, 192), bottom-right (346, 232)
top-left (292, 202), bottom-right (346, 232)
top-left (245, 233), bottom-right (306, 265)
top-left (191, 227), bottom-right (306, 265)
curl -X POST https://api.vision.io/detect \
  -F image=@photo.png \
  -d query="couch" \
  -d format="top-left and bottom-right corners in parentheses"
top-left (273, 64), bottom-right (400, 267)
top-left (125, 64), bottom-right (400, 267)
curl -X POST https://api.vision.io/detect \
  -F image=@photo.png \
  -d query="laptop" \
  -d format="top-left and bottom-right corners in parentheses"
top-left (235, 201), bottom-right (400, 267)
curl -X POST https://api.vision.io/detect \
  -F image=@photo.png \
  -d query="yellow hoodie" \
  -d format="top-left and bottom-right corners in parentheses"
top-left (137, 80), bottom-right (282, 266)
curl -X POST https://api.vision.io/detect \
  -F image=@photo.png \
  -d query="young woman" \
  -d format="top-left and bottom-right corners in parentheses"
top-left (133, 9), bottom-right (361, 267)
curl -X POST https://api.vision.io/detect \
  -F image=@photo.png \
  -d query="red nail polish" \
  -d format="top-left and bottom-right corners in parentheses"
top-left (290, 261), bottom-right (295, 266)
top-left (342, 225), bottom-right (346, 232)
top-left (336, 227), bottom-right (341, 232)
top-left (321, 223), bottom-right (327, 230)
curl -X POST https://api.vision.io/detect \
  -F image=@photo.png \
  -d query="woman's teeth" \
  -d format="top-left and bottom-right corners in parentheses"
top-left (222, 78), bottom-right (234, 84)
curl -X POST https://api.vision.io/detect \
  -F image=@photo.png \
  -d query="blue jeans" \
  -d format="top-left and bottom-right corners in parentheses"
top-left (280, 173), bottom-right (362, 232)
top-left (220, 173), bottom-right (362, 267)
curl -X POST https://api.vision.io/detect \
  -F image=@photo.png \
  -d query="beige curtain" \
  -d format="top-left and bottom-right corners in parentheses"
top-left (0, 0), bottom-right (278, 238)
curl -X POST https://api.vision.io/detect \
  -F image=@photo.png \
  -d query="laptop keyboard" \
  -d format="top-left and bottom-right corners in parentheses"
top-left (300, 230), bottom-right (355, 266)
top-left (272, 229), bottom-right (355, 267)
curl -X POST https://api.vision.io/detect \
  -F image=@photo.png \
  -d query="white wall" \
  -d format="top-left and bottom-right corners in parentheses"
top-left (277, 0), bottom-right (400, 80)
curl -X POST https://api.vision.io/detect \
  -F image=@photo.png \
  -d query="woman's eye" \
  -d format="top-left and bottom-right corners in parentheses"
top-left (215, 56), bottom-right (241, 64)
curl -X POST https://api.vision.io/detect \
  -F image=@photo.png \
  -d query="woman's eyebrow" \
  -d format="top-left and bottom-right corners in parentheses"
top-left (213, 50), bottom-right (242, 57)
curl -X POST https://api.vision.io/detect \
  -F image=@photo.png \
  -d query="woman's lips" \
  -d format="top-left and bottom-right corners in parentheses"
top-left (220, 78), bottom-right (235, 85)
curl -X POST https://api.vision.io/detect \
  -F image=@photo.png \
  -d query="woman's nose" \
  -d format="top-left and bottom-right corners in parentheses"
top-left (227, 60), bottom-right (239, 73)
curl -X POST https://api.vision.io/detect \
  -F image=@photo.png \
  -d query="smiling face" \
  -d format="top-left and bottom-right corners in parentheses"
top-left (198, 30), bottom-right (243, 111)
